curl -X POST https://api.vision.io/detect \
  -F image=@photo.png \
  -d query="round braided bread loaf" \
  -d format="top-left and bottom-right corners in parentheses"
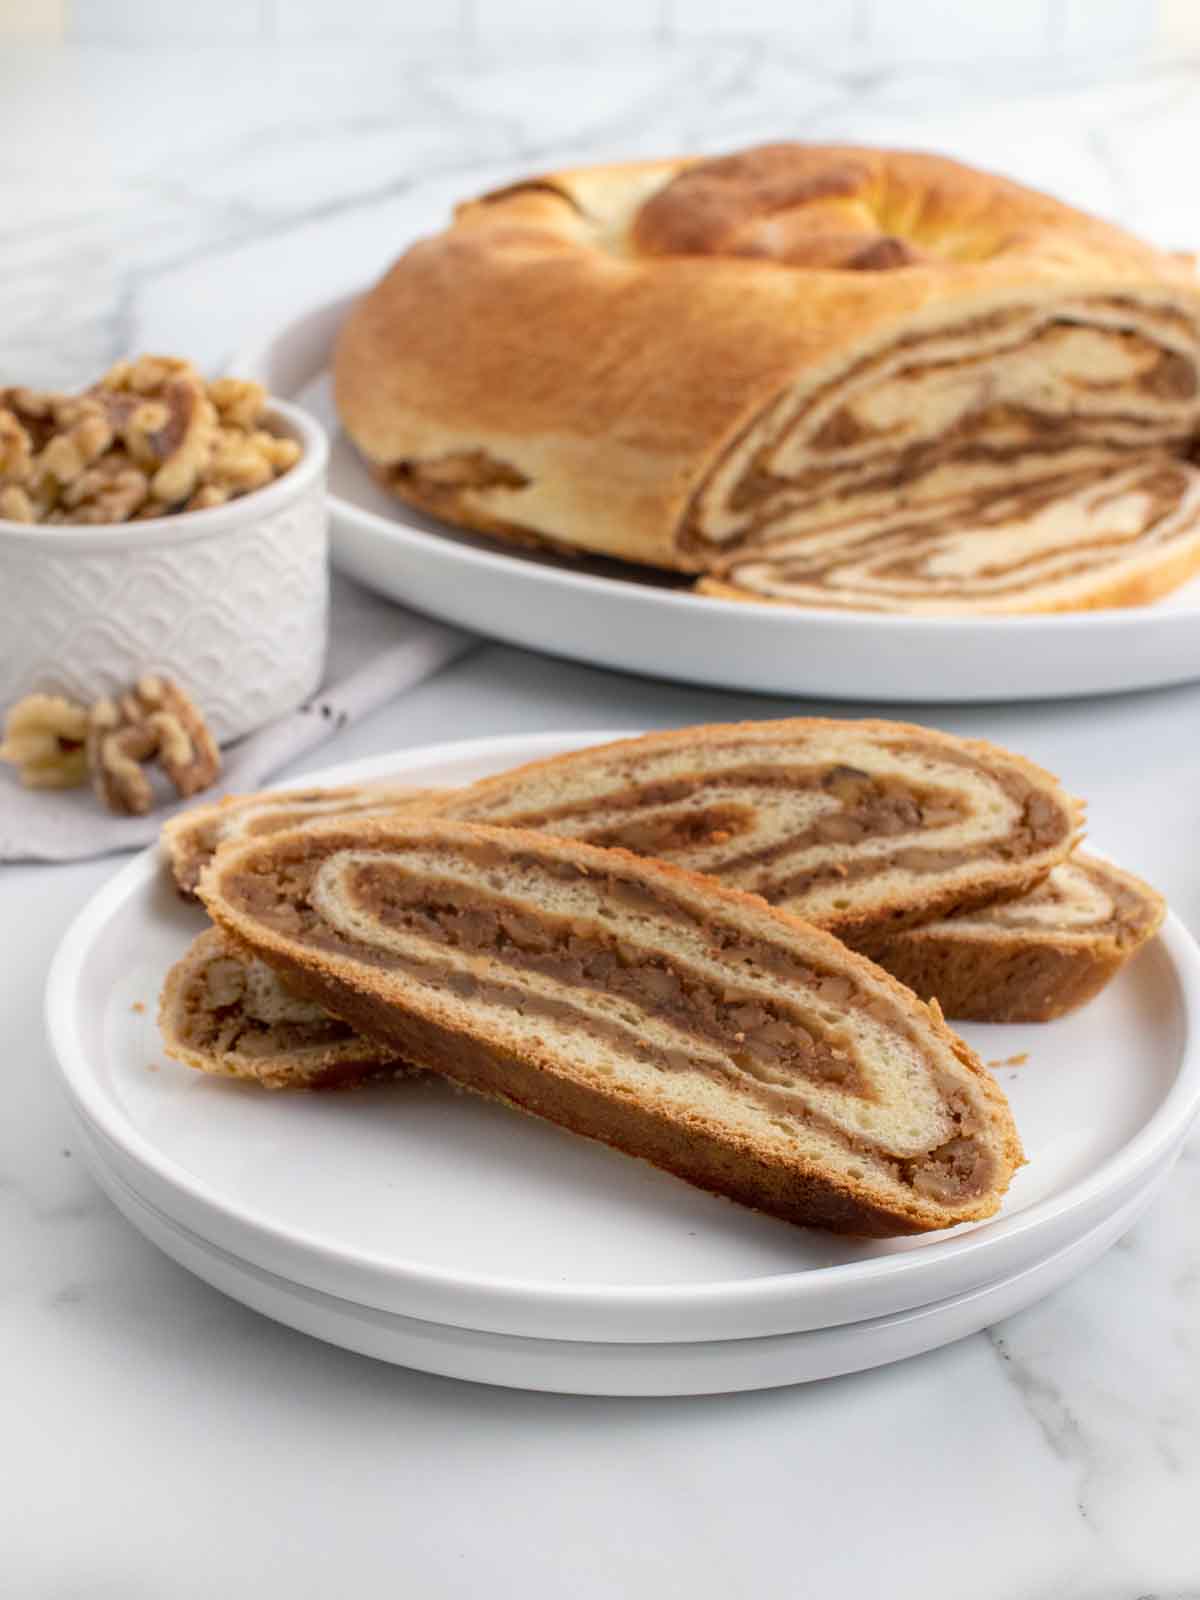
top-left (335, 142), bottom-right (1200, 613)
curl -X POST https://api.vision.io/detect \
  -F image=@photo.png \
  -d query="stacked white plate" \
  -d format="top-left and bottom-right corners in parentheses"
top-left (46, 733), bottom-right (1200, 1396)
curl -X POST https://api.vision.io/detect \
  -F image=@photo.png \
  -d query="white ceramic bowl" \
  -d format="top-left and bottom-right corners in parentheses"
top-left (0, 398), bottom-right (329, 743)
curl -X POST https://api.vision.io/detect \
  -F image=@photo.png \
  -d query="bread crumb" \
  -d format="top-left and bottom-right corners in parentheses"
top-left (131, 1000), bottom-right (145, 1014)
top-left (989, 1052), bottom-right (1029, 1068)
top-left (146, 1062), bottom-right (159, 1072)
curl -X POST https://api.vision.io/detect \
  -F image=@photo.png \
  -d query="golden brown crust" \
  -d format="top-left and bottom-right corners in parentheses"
top-left (198, 815), bottom-right (1023, 1236)
top-left (334, 142), bottom-right (1200, 576)
top-left (628, 145), bottom-right (1175, 272)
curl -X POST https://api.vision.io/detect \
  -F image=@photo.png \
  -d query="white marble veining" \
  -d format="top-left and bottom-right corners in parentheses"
top-left (2, 37), bottom-right (1200, 1599)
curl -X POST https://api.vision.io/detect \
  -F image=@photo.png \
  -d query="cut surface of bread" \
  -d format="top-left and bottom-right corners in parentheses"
top-left (334, 142), bottom-right (1200, 612)
top-left (696, 458), bottom-right (1200, 614)
top-left (199, 817), bottom-right (1023, 1235)
top-left (163, 782), bottom-right (441, 897)
top-left (430, 719), bottom-right (1080, 942)
top-left (864, 853), bottom-right (1165, 1023)
top-left (159, 926), bottom-right (408, 1090)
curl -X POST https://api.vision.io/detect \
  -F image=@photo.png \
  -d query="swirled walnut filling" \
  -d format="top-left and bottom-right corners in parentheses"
top-left (700, 458), bottom-right (1200, 613)
top-left (211, 827), bottom-right (1014, 1211)
top-left (158, 928), bottom-right (400, 1089)
top-left (684, 298), bottom-right (1200, 566)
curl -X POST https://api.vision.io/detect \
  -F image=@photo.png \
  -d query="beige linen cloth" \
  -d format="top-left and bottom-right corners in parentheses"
top-left (0, 575), bottom-right (476, 862)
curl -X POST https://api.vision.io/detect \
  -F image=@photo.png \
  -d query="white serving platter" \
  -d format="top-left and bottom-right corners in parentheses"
top-left (79, 1126), bottom-right (1173, 1396)
top-left (45, 732), bottom-right (1200, 1351)
top-left (236, 295), bottom-right (1200, 705)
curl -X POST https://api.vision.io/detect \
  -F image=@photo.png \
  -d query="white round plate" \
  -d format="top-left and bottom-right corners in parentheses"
top-left (46, 731), bottom-right (1200, 1347)
top-left (78, 1119), bottom-right (1172, 1396)
top-left (236, 295), bottom-right (1200, 704)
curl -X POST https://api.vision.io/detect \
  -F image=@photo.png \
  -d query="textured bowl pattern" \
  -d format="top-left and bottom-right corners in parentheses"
top-left (0, 407), bottom-right (328, 743)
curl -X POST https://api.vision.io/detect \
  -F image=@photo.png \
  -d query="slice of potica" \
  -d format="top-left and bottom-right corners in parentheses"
top-left (862, 853), bottom-right (1165, 1023)
top-left (199, 816), bottom-right (1023, 1236)
top-left (429, 718), bottom-right (1081, 942)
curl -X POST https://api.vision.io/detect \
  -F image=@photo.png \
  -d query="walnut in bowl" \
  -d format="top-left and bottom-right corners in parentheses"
top-left (0, 360), bottom-right (328, 745)
top-left (0, 359), bottom-right (305, 525)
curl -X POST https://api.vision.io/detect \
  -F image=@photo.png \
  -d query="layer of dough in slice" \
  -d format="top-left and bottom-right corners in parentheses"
top-left (199, 817), bottom-right (1023, 1236)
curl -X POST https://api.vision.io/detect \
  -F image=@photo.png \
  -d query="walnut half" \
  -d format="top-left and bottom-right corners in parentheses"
top-left (1, 677), bottom-right (222, 815)
top-left (87, 676), bottom-right (221, 816)
top-left (0, 694), bottom-right (89, 788)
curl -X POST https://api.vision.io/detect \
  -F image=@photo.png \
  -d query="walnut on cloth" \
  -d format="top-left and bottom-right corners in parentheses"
top-left (0, 694), bottom-right (89, 789)
top-left (87, 676), bottom-right (221, 816)
top-left (0, 358), bottom-right (301, 526)
top-left (0, 676), bottom-right (221, 816)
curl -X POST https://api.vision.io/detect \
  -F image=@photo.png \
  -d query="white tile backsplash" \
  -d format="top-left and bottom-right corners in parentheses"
top-left (52, 0), bottom-right (1169, 60)
top-left (1061, 0), bottom-right (1155, 55)
top-left (662, 0), bottom-right (858, 47)
top-left (275, 0), bottom-right (464, 37)
top-left (69, 0), bottom-right (265, 40)
top-left (471, 0), bottom-right (664, 40)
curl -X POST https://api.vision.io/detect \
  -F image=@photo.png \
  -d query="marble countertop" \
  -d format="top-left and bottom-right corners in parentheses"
top-left (3, 39), bottom-right (1200, 1598)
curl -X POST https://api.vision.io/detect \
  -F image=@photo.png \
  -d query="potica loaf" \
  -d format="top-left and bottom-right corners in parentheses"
top-left (198, 817), bottom-right (1023, 1234)
top-left (335, 143), bottom-right (1200, 612)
